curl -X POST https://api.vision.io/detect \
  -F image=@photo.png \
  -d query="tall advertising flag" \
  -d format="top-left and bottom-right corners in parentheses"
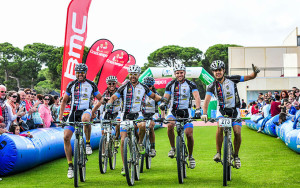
top-left (116, 54), bottom-right (136, 83)
top-left (97, 50), bottom-right (129, 94)
top-left (60, 0), bottom-right (92, 96)
top-left (85, 39), bottom-right (114, 81)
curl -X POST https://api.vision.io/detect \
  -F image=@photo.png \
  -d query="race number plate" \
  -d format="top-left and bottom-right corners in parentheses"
top-left (218, 118), bottom-right (232, 127)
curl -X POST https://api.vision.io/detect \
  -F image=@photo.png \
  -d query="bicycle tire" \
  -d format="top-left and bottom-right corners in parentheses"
top-left (99, 135), bottom-right (107, 174)
top-left (223, 134), bottom-right (228, 186)
top-left (109, 138), bottom-right (116, 170)
top-left (74, 138), bottom-right (79, 187)
top-left (79, 139), bottom-right (86, 182)
top-left (176, 136), bottom-right (184, 184)
top-left (134, 141), bottom-right (140, 181)
top-left (140, 136), bottom-right (146, 173)
top-left (124, 137), bottom-right (135, 186)
top-left (228, 140), bottom-right (233, 181)
top-left (145, 136), bottom-right (151, 169)
top-left (183, 141), bottom-right (187, 178)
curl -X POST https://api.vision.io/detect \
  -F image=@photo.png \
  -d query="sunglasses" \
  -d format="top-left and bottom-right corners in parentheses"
top-left (108, 82), bottom-right (116, 86)
top-left (0, 91), bottom-right (6, 93)
top-left (44, 98), bottom-right (50, 101)
top-left (76, 71), bottom-right (86, 75)
top-left (11, 95), bottom-right (18, 98)
top-left (26, 92), bottom-right (31, 95)
top-left (32, 93), bottom-right (37, 96)
top-left (129, 73), bottom-right (139, 77)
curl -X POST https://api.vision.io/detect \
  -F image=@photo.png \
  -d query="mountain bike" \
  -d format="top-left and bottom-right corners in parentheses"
top-left (165, 117), bottom-right (195, 184)
top-left (121, 119), bottom-right (143, 186)
top-left (209, 117), bottom-right (242, 186)
top-left (56, 120), bottom-right (100, 187)
top-left (99, 119), bottom-right (119, 174)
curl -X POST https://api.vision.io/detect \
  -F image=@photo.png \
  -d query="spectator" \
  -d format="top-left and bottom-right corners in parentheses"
top-left (241, 99), bottom-right (247, 109)
top-left (257, 98), bottom-right (264, 111)
top-left (258, 92), bottom-right (264, 99)
top-left (9, 122), bottom-right (32, 138)
top-left (257, 98), bottom-right (272, 132)
top-left (268, 91), bottom-right (275, 101)
top-left (5, 91), bottom-right (25, 130)
top-left (292, 86), bottom-right (298, 91)
top-left (274, 91), bottom-right (279, 96)
top-left (293, 89), bottom-right (300, 102)
top-left (31, 94), bottom-right (43, 128)
top-left (251, 101), bottom-right (259, 115)
top-left (0, 85), bottom-right (9, 128)
top-left (31, 89), bottom-right (38, 104)
top-left (280, 90), bottom-right (288, 103)
top-left (271, 94), bottom-right (281, 117)
top-left (38, 95), bottom-right (54, 128)
top-left (50, 95), bottom-right (60, 122)
top-left (24, 88), bottom-right (33, 112)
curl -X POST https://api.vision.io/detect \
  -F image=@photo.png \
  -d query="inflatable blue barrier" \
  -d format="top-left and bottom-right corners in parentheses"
top-left (246, 112), bottom-right (300, 154)
top-left (0, 124), bottom-right (103, 176)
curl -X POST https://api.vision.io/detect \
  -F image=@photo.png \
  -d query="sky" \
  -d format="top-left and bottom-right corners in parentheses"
top-left (1, 0), bottom-right (300, 67)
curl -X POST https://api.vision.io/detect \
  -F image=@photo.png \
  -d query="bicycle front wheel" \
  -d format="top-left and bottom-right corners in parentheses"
top-left (124, 137), bottom-right (135, 186)
top-left (145, 136), bottom-right (151, 170)
top-left (140, 136), bottom-right (146, 173)
top-left (74, 138), bottom-right (80, 187)
top-left (79, 140), bottom-right (86, 182)
top-left (176, 136), bottom-right (184, 184)
top-left (99, 135), bottom-right (108, 174)
top-left (227, 139), bottom-right (233, 181)
top-left (223, 134), bottom-right (229, 186)
top-left (109, 137), bottom-right (116, 170)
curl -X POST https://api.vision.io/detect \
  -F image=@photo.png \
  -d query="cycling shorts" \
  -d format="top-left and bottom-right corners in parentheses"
top-left (216, 107), bottom-right (242, 127)
top-left (166, 109), bottom-right (193, 130)
top-left (64, 109), bottom-right (92, 133)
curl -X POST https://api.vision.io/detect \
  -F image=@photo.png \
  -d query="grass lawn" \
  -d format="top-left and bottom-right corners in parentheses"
top-left (1, 126), bottom-right (299, 187)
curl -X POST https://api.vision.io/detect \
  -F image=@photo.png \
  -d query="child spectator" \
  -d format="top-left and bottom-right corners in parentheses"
top-left (9, 122), bottom-right (33, 138)
top-left (271, 94), bottom-right (281, 117)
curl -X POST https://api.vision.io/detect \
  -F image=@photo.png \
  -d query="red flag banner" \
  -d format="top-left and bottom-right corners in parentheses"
top-left (85, 39), bottom-right (114, 81)
top-left (60, 0), bottom-right (92, 96)
top-left (154, 78), bottom-right (173, 89)
top-left (97, 50), bottom-right (129, 94)
top-left (116, 54), bottom-right (136, 83)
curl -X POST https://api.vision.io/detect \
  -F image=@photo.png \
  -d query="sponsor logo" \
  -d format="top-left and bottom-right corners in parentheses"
top-left (155, 80), bottom-right (166, 85)
top-left (138, 90), bottom-right (141, 94)
top-left (85, 88), bottom-right (88, 92)
top-left (90, 49), bottom-right (108, 58)
top-left (106, 59), bottom-right (124, 67)
top-left (183, 89), bottom-right (186, 93)
top-left (162, 69), bottom-right (172, 77)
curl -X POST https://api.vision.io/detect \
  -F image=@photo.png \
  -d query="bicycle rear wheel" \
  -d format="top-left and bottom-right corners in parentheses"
top-left (99, 135), bottom-right (108, 174)
top-left (140, 136), bottom-right (146, 173)
top-left (74, 138), bottom-right (79, 187)
top-left (176, 136), bottom-right (184, 184)
top-left (145, 137), bottom-right (152, 169)
top-left (124, 137), bottom-right (135, 186)
top-left (79, 140), bottom-right (86, 182)
top-left (109, 138), bottom-right (116, 170)
top-left (223, 134), bottom-right (228, 186)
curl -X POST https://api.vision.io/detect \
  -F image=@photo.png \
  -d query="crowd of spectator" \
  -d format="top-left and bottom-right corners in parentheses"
top-left (0, 85), bottom-right (66, 137)
top-left (241, 87), bottom-right (300, 132)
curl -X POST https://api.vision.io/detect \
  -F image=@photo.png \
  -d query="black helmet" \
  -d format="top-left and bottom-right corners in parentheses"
top-left (210, 60), bottom-right (225, 71)
top-left (143, 76), bottom-right (155, 86)
top-left (75, 63), bottom-right (88, 72)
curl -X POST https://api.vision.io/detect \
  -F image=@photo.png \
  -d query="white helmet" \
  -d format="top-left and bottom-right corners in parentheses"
top-left (210, 60), bottom-right (225, 71)
top-left (173, 63), bottom-right (186, 72)
top-left (128, 65), bottom-right (141, 74)
top-left (106, 76), bottom-right (118, 84)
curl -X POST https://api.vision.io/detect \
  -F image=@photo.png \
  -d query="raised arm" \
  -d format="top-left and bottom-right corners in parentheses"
top-left (243, 64), bottom-right (260, 81)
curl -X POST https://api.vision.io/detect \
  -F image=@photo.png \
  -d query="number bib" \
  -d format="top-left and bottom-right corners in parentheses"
top-left (218, 118), bottom-right (232, 127)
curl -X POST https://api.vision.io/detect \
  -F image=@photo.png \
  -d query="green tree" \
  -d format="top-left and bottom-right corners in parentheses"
top-left (202, 44), bottom-right (242, 75)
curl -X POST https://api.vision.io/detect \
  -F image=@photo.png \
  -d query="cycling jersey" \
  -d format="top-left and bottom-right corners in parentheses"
top-left (206, 75), bottom-right (244, 109)
top-left (115, 82), bottom-right (152, 113)
top-left (143, 89), bottom-right (160, 114)
top-left (102, 88), bottom-right (122, 114)
top-left (165, 79), bottom-right (198, 111)
top-left (65, 79), bottom-right (99, 111)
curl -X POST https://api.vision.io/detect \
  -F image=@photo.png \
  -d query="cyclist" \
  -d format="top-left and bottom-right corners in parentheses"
top-left (101, 75), bottom-right (122, 147)
top-left (141, 76), bottom-right (160, 157)
top-left (59, 63), bottom-right (103, 179)
top-left (201, 60), bottom-right (260, 169)
top-left (105, 64), bottom-right (166, 175)
top-left (159, 63), bottom-right (202, 169)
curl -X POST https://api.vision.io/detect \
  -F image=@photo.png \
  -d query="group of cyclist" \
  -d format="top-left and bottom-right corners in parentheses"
top-left (59, 60), bottom-right (260, 180)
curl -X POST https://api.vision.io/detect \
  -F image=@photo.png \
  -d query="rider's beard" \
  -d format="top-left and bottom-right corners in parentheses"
top-left (216, 76), bottom-right (223, 82)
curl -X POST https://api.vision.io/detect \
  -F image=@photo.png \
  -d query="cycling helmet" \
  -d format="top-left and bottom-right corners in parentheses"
top-left (173, 63), bottom-right (186, 72)
top-left (75, 63), bottom-right (88, 72)
top-left (128, 65), bottom-right (141, 74)
top-left (210, 60), bottom-right (225, 71)
top-left (143, 76), bottom-right (155, 86)
top-left (106, 76), bottom-right (118, 84)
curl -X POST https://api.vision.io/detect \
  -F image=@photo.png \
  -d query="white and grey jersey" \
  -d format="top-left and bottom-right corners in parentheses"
top-left (102, 88), bottom-right (122, 114)
top-left (143, 92), bottom-right (160, 114)
top-left (165, 79), bottom-right (198, 111)
top-left (66, 79), bottom-right (99, 110)
top-left (206, 75), bottom-right (244, 109)
top-left (115, 82), bottom-right (152, 113)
